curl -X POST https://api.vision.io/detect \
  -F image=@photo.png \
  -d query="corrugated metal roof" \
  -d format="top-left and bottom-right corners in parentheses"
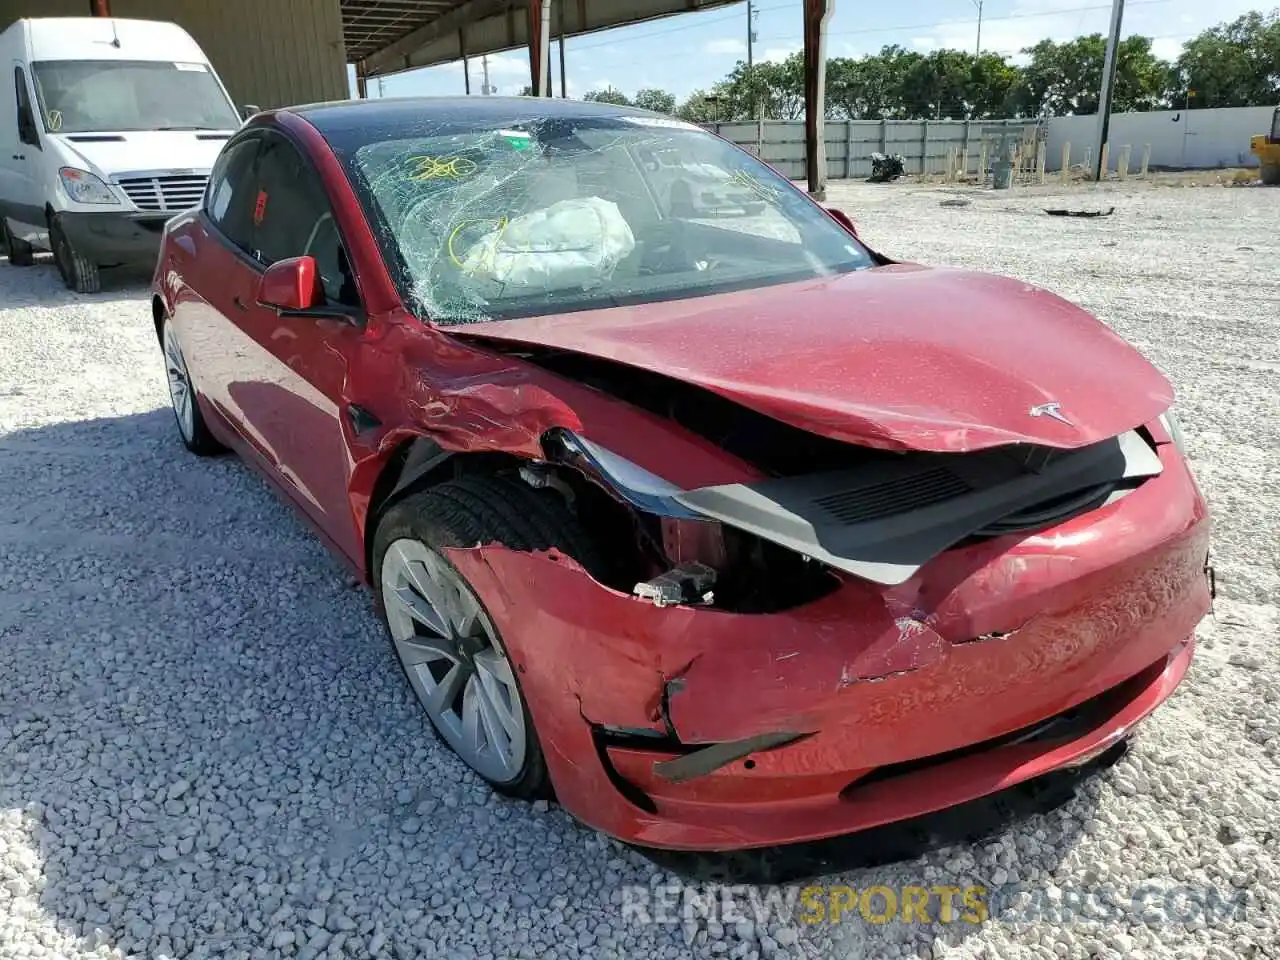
top-left (341, 0), bottom-right (472, 63)
top-left (344, 0), bottom-right (738, 77)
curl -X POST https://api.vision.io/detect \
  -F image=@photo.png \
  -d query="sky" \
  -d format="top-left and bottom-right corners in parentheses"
top-left (352, 0), bottom-right (1269, 103)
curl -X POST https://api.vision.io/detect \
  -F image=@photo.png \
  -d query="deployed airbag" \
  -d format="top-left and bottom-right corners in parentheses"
top-left (461, 197), bottom-right (635, 295)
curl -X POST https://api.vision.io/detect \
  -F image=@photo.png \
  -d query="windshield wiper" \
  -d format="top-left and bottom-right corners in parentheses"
top-left (155, 125), bottom-right (223, 131)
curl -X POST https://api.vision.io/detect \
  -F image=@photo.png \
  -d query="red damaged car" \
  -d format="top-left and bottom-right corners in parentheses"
top-left (152, 98), bottom-right (1212, 851)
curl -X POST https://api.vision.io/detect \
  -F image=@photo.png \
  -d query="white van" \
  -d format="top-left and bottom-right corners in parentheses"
top-left (0, 18), bottom-right (245, 292)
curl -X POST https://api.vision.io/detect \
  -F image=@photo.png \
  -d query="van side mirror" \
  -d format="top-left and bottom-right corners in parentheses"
top-left (17, 107), bottom-right (41, 148)
top-left (241, 104), bottom-right (261, 121)
top-left (256, 256), bottom-right (322, 315)
top-left (826, 207), bottom-right (858, 237)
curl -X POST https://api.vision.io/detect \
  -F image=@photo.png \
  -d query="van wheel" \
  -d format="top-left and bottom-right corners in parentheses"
top-left (2, 221), bottom-right (34, 267)
top-left (51, 220), bottom-right (100, 293)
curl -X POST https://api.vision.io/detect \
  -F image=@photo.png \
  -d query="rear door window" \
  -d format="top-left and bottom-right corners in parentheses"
top-left (205, 136), bottom-right (260, 253)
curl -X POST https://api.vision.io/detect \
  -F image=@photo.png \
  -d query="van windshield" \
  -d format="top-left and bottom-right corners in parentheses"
top-left (31, 60), bottom-right (239, 134)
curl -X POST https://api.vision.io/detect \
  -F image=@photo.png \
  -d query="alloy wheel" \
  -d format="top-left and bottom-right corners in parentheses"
top-left (162, 322), bottom-right (195, 443)
top-left (380, 539), bottom-right (527, 784)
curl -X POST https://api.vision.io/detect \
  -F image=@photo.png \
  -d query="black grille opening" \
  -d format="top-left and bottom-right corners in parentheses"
top-left (814, 469), bottom-right (971, 524)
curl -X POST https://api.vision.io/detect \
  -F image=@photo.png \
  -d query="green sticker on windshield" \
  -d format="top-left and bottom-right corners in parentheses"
top-left (498, 129), bottom-right (532, 151)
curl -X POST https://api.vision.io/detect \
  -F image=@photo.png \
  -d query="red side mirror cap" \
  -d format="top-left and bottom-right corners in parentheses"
top-left (256, 256), bottom-right (322, 313)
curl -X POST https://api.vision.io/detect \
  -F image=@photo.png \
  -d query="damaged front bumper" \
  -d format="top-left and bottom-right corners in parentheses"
top-left (445, 445), bottom-right (1211, 850)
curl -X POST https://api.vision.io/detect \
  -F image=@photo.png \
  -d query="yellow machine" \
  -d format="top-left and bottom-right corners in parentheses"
top-left (1252, 106), bottom-right (1280, 185)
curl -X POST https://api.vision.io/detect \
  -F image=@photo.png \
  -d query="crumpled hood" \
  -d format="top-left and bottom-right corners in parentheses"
top-left (450, 264), bottom-right (1174, 452)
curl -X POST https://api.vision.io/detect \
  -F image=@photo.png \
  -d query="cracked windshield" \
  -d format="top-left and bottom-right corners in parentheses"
top-left (333, 114), bottom-right (873, 323)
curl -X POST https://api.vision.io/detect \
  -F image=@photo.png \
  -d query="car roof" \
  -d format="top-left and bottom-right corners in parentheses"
top-left (291, 96), bottom-right (661, 139)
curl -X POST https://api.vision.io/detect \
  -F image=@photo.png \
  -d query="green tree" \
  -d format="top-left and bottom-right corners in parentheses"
top-left (901, 49), bottom-right (974, 118)
top-left (1174, 11), bottom-right (1280, 108)
top-left (676, 87), bottom-right (731, 123)
top-left (968, 52), bottom-right (1022, 118)
top-left (826, 46), bottom-right (925, 119)
top-left (582, 86), bottom-right (631, 105)
top-left (633, 88), bottom-right (677, 115)
top-left (1012, 34), bottom-right (1171, 116)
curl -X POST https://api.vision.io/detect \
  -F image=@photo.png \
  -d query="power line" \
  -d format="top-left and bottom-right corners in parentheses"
top-left (578, 0), bottom-right (1175, 72)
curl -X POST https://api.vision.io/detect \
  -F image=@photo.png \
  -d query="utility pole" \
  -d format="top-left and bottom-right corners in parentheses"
top-left (481, 55), bottom-right (493, 95)
top-left (747, 0), bottom-right (761, 125)
top-left (970, 0), bottom-right (983, 57)
top-left (1093, 0), bottom-right (1125, 181)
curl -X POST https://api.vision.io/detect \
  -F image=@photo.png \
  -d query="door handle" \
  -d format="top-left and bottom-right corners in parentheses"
top-left (11, 154), bottom-right (22, 161)
top-left (232, 295), bottom-right (248, 312)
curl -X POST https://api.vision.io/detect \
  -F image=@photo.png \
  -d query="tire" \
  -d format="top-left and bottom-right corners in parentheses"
top-left (372, 474), bottom-right (606, 800)
top-left (1261, 163), bottom-right (1280, 186)
top-left (2, 220), bottom-right (34, 267)
top-left (50, 219), bottom-right (100, 293)
top-left (161, 315), bottom-right (223, 455)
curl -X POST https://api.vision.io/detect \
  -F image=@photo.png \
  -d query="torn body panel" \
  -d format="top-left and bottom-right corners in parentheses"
top-left (340, 314), bottom-right (766, 579)
top-left (443, 445), bottom-right (1209, 848)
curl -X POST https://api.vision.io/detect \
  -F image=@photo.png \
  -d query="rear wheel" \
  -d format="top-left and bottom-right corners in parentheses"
top-left (1261, 163), bottom-right (1280, 186)
top-left (372, 474), bottom-right (605, 800)
top-left (51, 220), bottom-right (100, 293)
top-left (2, 220), bottom-right (34, 267)
top-left (162, 316), bottom-right (223, 455)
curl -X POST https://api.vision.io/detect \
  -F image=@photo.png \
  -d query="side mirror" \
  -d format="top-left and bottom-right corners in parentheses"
top-left (241, 104), bottom-right (261, 121)
top-left (826, 207), bottom-right (858, 237)
top-left (256, 256), bottom-right (322, 314)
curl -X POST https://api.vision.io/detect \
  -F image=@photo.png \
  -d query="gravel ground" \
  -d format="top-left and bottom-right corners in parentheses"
top-left (1, 179), bottom-right (1278, 960)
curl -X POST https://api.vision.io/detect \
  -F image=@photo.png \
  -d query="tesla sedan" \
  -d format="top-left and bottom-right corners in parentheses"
top-left (151, 97), bottom-right (1212, 851)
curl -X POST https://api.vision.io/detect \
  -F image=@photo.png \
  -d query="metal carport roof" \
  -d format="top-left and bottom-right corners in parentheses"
top-left (342, 0), bottom-right (740, 78)
top-left (339, 0), bottom-right (837, 197)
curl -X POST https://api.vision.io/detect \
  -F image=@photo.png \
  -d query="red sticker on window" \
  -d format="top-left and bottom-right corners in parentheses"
top-left (253, 190), bottom-right (268, 225)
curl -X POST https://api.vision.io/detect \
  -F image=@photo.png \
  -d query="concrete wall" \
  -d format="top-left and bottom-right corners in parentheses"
top-left (0, 0), bottom-right (348, 109)
top-left (1046, 107), bottom-right (1274, 172)
top-left (713, 106), bottom-right (1275, 177)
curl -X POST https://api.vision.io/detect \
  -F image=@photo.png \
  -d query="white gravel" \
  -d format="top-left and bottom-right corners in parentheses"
top-left (1, 179), bottom-right (1278, 960)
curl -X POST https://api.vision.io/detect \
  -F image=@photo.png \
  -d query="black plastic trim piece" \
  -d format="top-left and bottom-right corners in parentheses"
top-left (675, 431), bottom-right (1162, 585)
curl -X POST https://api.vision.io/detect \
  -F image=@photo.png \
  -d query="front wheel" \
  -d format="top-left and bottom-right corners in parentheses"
top-left (372, 475), bottom-right (606, 800)
top-left (51, 219), bottom-right (100, 293)
top-left (1261, 163), bottom-right (1280, 186)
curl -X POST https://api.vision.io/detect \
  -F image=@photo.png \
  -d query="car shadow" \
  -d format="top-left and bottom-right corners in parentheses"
top-left (0, 252), bottom-right (153, 299)
top-left (0, 408), bottom-right (1113, 957)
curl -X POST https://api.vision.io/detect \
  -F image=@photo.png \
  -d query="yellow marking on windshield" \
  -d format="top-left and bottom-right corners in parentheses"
top-left (406, 155), bottom-right (478, 181)
top-left (447, 217), bottom-right (511, 273)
